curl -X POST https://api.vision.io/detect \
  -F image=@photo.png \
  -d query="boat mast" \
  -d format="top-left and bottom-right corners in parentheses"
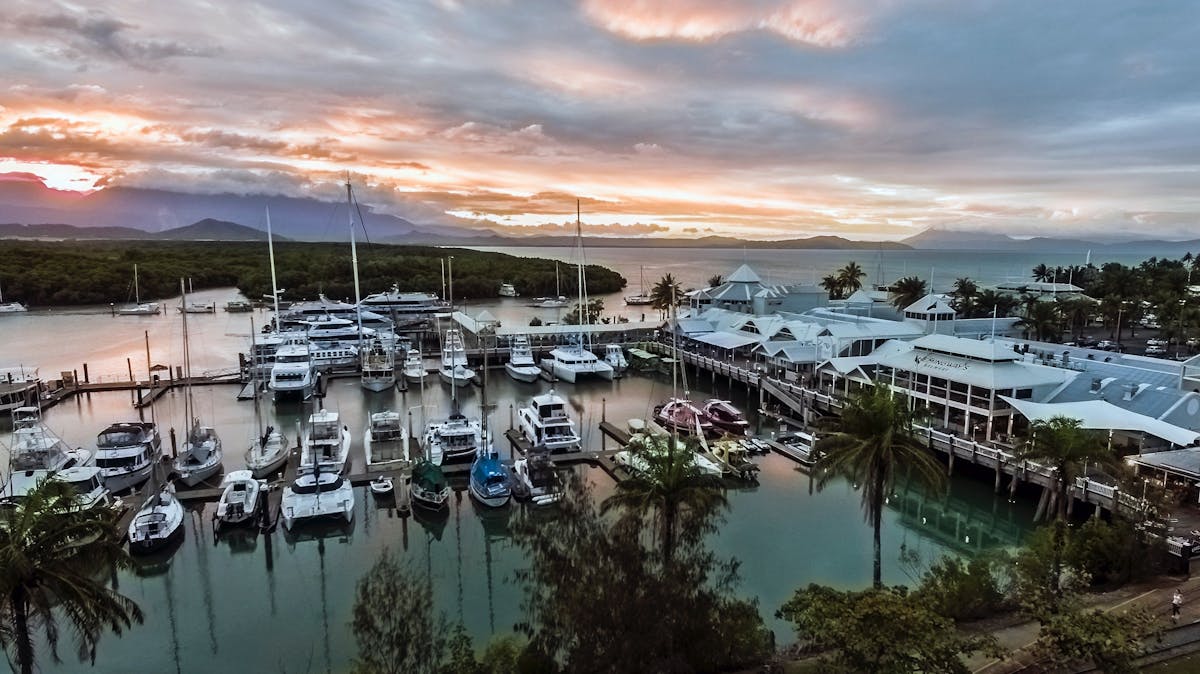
top-left (347, 176), bottom-right (364, 352)
top-left (134, 264), bottom-right (140, 305)
top-left (250, 315), bottom-right (261, 437)
top-left (266, 206), bottom-right (281, 324)
top-left (575, 200), bottom-right (584, 352)
top-left (180, 278), bottom-right (193, 436)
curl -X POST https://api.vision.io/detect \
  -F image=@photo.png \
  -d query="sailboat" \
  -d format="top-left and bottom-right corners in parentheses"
top-left (527, 261), bottom-right (569, 308)
top-left (0, 279), bottom-right (27, 313)
top-left (468, 430), bottom-right (511, 508)
top-left (128, 465), bottom-right (184, 554)
top-left (173, 278), bottom-right (224, 488)
top-left (117, 264), bottom-right (161, 315)
top-left (541, 202), bottom-right (614, 383)
top-left (360, 337), bottom-right (396, 392)
top-left (244, 315), bottom-right (288, 478)
top-left (412, 353), bottom-right (451, 509)
top-left (653, 295), bottom-right (713, 439)
top-left (280, 461), bottom-right (354, 530)
top-left (623, 265), bottom-right (654, 305)
top-left (504, 334), bottom-right (542, 383)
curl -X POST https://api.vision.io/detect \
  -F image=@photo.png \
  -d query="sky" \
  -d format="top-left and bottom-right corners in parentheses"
top-left (1, 0), bottom-right (1197, 240)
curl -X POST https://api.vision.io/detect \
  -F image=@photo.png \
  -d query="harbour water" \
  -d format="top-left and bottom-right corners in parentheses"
top-left (1, 243), bottom-right (1145, 673)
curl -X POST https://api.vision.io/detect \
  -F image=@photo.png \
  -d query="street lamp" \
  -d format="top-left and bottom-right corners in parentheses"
top-left (1115, 301), bottom-right (1130, 346)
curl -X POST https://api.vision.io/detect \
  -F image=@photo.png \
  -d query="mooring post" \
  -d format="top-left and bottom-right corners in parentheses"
top-left (82, 362), bottom-right (90, 383)
top-left (602, 397), bottom-right (606, 424)
top-left (169, 427), bottom-right (178, 459)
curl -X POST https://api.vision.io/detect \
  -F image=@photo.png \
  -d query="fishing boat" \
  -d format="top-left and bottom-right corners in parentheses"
top-left (402, 348), bottom-right (427, 383)
top-left (603, 344), bottom-right (628, 376)
top-left (517, 389), bottom-right (581, 452)
top-left (363, 410), bottom-right (408, 471)
top-left (511, 449), bottom-right (563, 505)
top-left (709, 438), bottom-right (760, 481)
top-left (527, 262), bottom-right (569, 308)
top-left (1, 406), bottom-right (94, 502)
top-left (702, 399), bottom-right (750, 436)
top-left (281, 464), bottom-right (354, 530)
top-left (53, 466), bottom-right (110, 510)
top-left (615, 435), bottom-right (724, 478)
top-left (504, 335), bottom-right (542, 383)
top-left (172, 279), bottom-right (224, 488)
top-left (214, 470), bottom-right (263, 527)
top-left (128, 483), bottom-right (184, 554)
top-left (116, 264), bottom-right (160, 315)
top-left (94, 421), bottom-right (161, 493)
top-left (439, 328), bottom-right (475, 388)
top-left (499, 282), bottom-right (518, 297)
top-left (301, 409), bottom-right (352, 474)
top-left (410, 460), bottom-right (450, 509)
top-left (654, 398), bottom-right (714, 437)
top-left (223, 300), bottom-right (253, 312)
top-left (360, 338), bottom-right (396, 392)
top-left (623, 265), bottom-right (654, 305)
top-left (541, 202), bottom-right (614, 383)
top-left (468, 435), bottom-right (511, 508)
top-left (0, 279), bottom-right (27, 313)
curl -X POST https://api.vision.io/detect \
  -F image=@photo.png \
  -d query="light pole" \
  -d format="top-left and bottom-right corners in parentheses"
top-left (1115, 301), bottom-right (1129, 346)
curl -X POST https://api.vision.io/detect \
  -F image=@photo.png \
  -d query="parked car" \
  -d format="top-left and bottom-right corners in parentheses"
top-left (1096, 340), bottom-right (1119, 351)
top-left (1146, 345), bottom-right (1167, 356)
top-left (1147, 338), bottom-right (1168, 346)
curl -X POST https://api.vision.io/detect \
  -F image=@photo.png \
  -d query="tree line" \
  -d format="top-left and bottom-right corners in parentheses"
top-left (0, 240), bottom-right (625, 307)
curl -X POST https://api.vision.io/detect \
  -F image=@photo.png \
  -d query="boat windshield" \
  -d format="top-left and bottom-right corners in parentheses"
top-left (96, 454), bottom-right (145, 469)
top-left (98, 430), bottom-right (142, 447)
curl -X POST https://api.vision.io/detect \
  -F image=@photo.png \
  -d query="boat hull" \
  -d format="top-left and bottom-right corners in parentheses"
top-left (175, 457), bottom-right (222, 488)
top-left (101, 462), bottom-right (154, 494)
top-left (468, 481), bottom-right (511, 508)
top-left (439, 370), bottom-right (473, 388)
top-left (411, 486), bottom-right (450, 509)
top-left (129, 525), bottom-right (183, 555)
top-left (246, 443), bottom-right (289, 479)
top-left (403, 369), bottom-right (427, 383)
top-left (505, 363), bottom-right (541, 383)
top-left (360, 375), bottom-right (395, 392)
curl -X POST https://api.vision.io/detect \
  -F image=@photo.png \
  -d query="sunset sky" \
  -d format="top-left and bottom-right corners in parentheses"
top-left (1, 1), bottom-right (1197, 240)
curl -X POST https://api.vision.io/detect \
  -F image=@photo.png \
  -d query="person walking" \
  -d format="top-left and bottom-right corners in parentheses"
top-left (1172, 589), bottom-right (1183, 624)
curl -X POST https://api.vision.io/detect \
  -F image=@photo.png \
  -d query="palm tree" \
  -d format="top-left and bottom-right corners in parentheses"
top-left (706, 274), bottom-right (723, 288)
top-left (601, 434), bottom-right (727, 564)
top-left (820, 274), bottom-right (843, 300)
top-left (1016, 417), bottom-right (1112, 605)
top-left (814, 385), bottom-right (946, 588)
top-left (1031, 263), bottom-right (1052, 282)
top-left (974, 288), bottom-right (1017, 320)
top-left (650, 274), bottom-right (683, 318)
top-left (836, 262), bottom-right (867, 295)
top-left (1017, 301), bottom-right (1061, 342)
top-left (0, 479), bottom-right (143, 674)
top-left (950, 277), bottom-right (978, 316)
top-left (888, 276), bottom-right (927, 310)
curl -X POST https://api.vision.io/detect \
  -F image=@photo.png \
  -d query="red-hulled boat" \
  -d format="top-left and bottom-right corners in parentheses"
top-left (702, 399), bottom-right (749, 436)
top-left (654, 398), bottom-right (714, 436)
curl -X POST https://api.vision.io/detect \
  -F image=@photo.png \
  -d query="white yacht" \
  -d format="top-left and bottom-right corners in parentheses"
top-left (360, 285), bottom-right (447, 326)
top-left (215, 470), bottom-right (263, 527)
top-left (301, 409), bottom-right (352, 474)
top-left (424, 408), bottom-right (482, 464)
top-left (94, 421), bottom-right (161, 493)
top-left (269, 342), bottom-right (316, 402)
top-left (439, 329), bottom-right (475, 388)
top-left (603, 344), bottom-right (628, 376)
top-left (505, 335), bottom-right (542, 383)
top-left (499, 282), bottom-right (518, 297)
top-left (364, 410), bottom-right (408, 471)
top-left (117, 264), bottom-right (160, 316)
top-left (2, 406), bottom-right (94, 501)
top-left (180, 301), bottom-right (216, 314)
top-left (306, 314), bottom-right (376, 346)
top-left (517, 390), bottom-right (581, 452)
top-left (361, 338), bottom-right (395, 392)
top-left (281, 468), bottom-right (354, 530)
top-left (128, 483), bottom-right (184, 554)
top-left (402, 349), bottom-right (427, 383)
top-left (0, 279), bottom-right (26, 313)
top-left (512, 451), bottom-right (563, 506)
top-left (54, 466), bottom-right (110, 510)
top-left (174, 422), bottom-right (223, 487)
top-left (542, 340), bottom-right (614, 383)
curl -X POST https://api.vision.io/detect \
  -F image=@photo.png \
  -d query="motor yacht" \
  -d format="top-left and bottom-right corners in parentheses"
top-left (2, 406), bottom-right (94, 501)
top-left (128, 483), bottom-right (184, 554)
top-left (439, 329), bottom-right (475, 388)
top-left (361, 338), bottom-right (396, 392)
top-left (517, 390), bottom-right (581, 452)
top-left (424, 408), bottom-right (481, 464)
top-left (402, 349), bottom-right (427, 383)
top-left (505, 335), bottom-right (542, 383)
top-left (364, 410), bottom-right (408, 471)
top-left (603, 344), bottom-right (628, 376)
top-left (54, 466), bottom-right (110, 510)
top-left (702, 399), bottom-right (750, 436)
top-left (301, 409), bottom-right (352, 474)
top-left (499, 282), bottom-right (518, 297)
top-left (94, 421), bottom-right (161, 493)
top-left (269, 342), bottom-right (316, 402)
top-left (215, 470), bottom-right (264, 527)
top-left (511, 450), bottom-right (562, 505)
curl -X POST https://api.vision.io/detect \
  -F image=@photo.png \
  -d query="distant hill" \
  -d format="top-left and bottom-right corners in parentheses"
top-left (903, 228), bottom-right (1200, 254)
top-left (0, 220), bottom-right (293, 242)
top-left (0, 222), bottom-right (150, 239)
top-left (423, 234), bottom-right (911, 249)
top-left (156, 218), bottom-right (291, 241)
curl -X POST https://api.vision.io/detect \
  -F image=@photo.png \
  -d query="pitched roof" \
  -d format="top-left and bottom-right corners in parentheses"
top-left (726, 264), bottom-right (762, 283)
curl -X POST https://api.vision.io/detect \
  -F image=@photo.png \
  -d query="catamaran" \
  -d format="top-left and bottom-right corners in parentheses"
top-left (541, 202), bottom-right (614, 383)
top-left (505, 334), bottom-right (542, 383)
top-left (517, 390), bottom-right (581, 452)
top-left (172, 279), bottom-right (224, 488)
top-left (281, 463), bottom-right (354, 530)
top-left (117, 264), bottom-right (160, 315)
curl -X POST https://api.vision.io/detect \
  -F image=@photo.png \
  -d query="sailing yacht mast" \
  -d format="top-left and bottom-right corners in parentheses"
top-left (180, 278), bottom-right (194, 435)
top-left (134, 264), bottom-right (141, 305)
top-left (347, 176), bottom-right (364, 351)
top-left (575, 200), bottom-right (585, 352)
top-left (266, 206), bottom-right (281, 323)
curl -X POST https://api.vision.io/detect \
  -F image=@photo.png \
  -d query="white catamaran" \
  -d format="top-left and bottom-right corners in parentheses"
top-left (542, 202), bottom-right (614, 383)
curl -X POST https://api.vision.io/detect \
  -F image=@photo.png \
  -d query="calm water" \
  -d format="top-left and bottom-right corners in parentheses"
top-left (0, 244), bottom-right (1122, 672)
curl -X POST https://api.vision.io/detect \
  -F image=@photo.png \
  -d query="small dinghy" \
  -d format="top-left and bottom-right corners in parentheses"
top-left (370, 475), bottom-right (394, 495)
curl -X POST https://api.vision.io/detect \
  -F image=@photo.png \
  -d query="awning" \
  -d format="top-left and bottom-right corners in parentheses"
top-left (693, 332), bottom-right (760, 350)
top-left (1001, 397), bottom-right (1200, 447)
top-left (1130, 449), bottom-right (1200, 480)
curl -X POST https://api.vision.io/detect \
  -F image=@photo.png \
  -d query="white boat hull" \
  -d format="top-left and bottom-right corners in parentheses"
top-left (469, 481), bottom-right (511, 508)
top-left (439, 370), bottom-right (474, 388)
top-left (505, 363), bottom-right (541, 383)
top-left (544, 360), bottom-right (615, 384)
top-left (175, 456), bottom-right (222, 488)
top-left (245, 435), bottom-right (289, 479)
top-left (281, 485), bottom-right (355, 530)
top-left (100, 462), bottom-right (154, 494)
top-left (361, 375), bottom-right (395, 392)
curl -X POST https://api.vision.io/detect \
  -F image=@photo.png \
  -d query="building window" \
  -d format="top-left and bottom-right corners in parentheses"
top-left (1015, 388), bottom-right (1033, 399)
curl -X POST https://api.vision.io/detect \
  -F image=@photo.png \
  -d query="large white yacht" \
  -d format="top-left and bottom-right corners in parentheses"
top-left (94, 421), bottom-right (161, 493)
top-left (305, 314), bottom-right (376, 346)
top-left (301, 409), bottom-right (352, 474)
top-left (361, 338), bottom-right (396, 392)
top-left (505, 335), bottom-right (542, 383)
top-left (2, 406), bottom-right (95, 501)
top-left (543, 340), bottom-right (614, 383)
top-left (424, 408), bottom-right (482, 464)
top-left (499, 282), bottom-right (518, 297)
top-left (364, 410), bottom-right (408, 471)
top-left (281, 468), bottom-right (354, 530)
top-left (360, 285), bottom-right (447, 327)
top-left (269, 342), bottom-right (316, 402)
top-left (54, 466), bottom-right (110, 510)
top-left (439, 329), bottom-right (475, 388)
top-left (517, 390), bottom-right (582, 452)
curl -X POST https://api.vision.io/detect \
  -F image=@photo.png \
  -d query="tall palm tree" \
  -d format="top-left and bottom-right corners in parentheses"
top-left (888, 276), bottom-right (927, 310)
top-left (950, 277), bottom-right (978, 316)
top-left (974, 288), bottom-right (1017, 320)
top-left (820, 274), bottom-right (843, 300)
top-left (0, 479), bottom-right (143, 674)
top-left (1016, 417), bottom-right (1112, 605)
top-left (601, 434), bottom-right (727, 564)
top-left (1031, 263), bottom-right (1052, 282)
top-left (814, 385), bottom-right (946, 588)
top-left (836, 262), bottom-right (867, 295)
top-left (650, 274), bottom-right (683, 318)
top-left (1017, 301), bottom-right (1062, 342)
top-left (706, 274), bottom-right (723, 288)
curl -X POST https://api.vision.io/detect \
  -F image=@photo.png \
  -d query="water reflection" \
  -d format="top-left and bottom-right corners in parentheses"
top-left (887, 477), bottom-right (1028, 554)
